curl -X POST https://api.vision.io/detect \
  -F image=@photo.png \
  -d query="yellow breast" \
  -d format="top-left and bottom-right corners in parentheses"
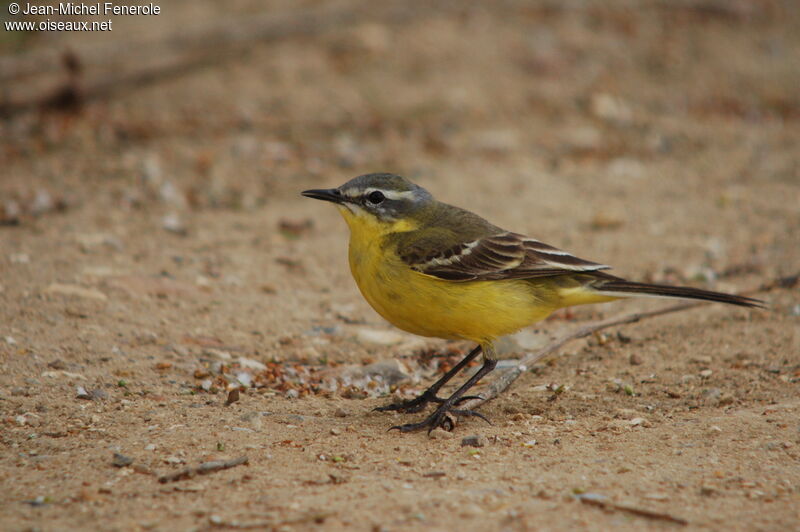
top-left (346, 224), bottom-right (557, 344)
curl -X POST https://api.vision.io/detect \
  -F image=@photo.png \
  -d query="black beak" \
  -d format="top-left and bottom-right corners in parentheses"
top-left (301, 188), bottom-right (344, 204)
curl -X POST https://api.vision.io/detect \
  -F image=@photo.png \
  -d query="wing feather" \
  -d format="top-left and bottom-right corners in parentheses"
top-left (403, 232), bottom-right (609, 281)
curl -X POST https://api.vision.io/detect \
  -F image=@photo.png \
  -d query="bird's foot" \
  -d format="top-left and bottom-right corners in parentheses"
top-left (374, 390), bottom-right (482, 414)
top-left (388, 404), bottom-right (490, 434)
top-left (374, 389), bottom-right (442, 414)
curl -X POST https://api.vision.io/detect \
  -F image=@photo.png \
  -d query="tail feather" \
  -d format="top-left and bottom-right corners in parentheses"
top-left (592, 278), bottom-right (765, 309)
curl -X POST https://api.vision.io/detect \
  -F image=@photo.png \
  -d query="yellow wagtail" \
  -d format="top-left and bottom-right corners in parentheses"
top-left (302, 173), bottom-right (763, 433)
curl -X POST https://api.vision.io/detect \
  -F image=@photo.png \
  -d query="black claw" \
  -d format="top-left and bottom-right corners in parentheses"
top-left (450, 409), bottom-right (492, 425)
top-left (387, 407), bottom-right (491, 434)
top-left (388, 422), bottom-right (426, 433)
top-left (453, 395), bottom-right (482, 406)
top-left (374, 391), bottom-right (447, 414)
top-left (375, 399), bottom-right (425, 414)
top-left (376, 393), bottom-right (483, 414)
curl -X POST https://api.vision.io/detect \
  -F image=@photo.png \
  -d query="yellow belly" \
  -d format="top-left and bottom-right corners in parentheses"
top-left (349, 241), bottom-right (558, 344)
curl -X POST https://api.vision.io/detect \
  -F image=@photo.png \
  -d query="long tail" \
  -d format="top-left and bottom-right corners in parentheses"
top-left (590, 274), bottom-right (765, 308)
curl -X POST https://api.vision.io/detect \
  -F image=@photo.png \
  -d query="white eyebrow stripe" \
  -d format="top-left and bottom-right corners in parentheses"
top-left (365, 188), bottom-right (416, 201)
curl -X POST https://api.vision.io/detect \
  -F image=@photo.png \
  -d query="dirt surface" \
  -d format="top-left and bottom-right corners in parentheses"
top-left (2, 1), bottom-right (799, 530)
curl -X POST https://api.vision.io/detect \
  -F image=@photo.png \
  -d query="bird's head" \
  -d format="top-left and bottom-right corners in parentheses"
top-left (302, 173), bottom-right (433, 234)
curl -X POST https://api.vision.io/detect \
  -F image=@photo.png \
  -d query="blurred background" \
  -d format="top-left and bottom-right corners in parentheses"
top-left (3, 0), bottom-right (797, 214)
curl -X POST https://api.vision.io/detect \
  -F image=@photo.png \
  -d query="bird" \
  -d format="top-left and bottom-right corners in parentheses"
top-left (302, 173), bottom-right (763, 433)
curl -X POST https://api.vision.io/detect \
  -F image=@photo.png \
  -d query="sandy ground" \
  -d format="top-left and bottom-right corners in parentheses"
top-left (1, 1), bottom-right (799, 530)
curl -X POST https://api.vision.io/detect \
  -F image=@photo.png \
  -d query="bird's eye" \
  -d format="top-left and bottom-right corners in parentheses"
top-left (366, 191), bottom-right (385, 205)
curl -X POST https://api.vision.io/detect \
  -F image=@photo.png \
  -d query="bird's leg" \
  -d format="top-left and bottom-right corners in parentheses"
top-left (390, 344), bottom-right (497, 433)
top-left (375, 345), bottom-right (483, 414)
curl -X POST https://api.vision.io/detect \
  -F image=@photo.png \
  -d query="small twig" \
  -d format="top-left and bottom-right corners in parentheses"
top-left (459, 272), bottom-right (798, 413)
top-left (206, 511), bottom-right (332, 530)
top-left (577, 493), bottom-right (688, 526)
top-left (158, 456), bottom-right (249, 483)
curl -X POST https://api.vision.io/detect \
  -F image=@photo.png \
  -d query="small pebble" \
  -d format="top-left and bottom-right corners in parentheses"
top-left (428, 428), bottom-right (454, 440)
top-left (45, 283), bottom-right (107, 301)
top-left (237, 357), bottom-right (267, 371)
top-left (162, 213), bottom-right (187, 235)
top-left (91, 389), bottom-right (109, 401)
top-left (225, 389), bottom-right (240, 406)
top-left (47, 359), bottom-right (66, 370)
top-left (133, 464), bottom-right (153, 475)
top-left (629, 353), bottom-right (643, 365)
top-left (235, 372), bottom-right (252, 388)
top-left (240, 412), bottom-right (263, 431)
top-left (330, 428), bottom-right (341, 435)
top-left (357, 359), bottom-right (410, 385)
top-left (718, 394), bottom-right (735, 406)
top-left (699, 369), bottom-right (713, 378)
top-left (171, 344), bottom-right (189, 357)
top-left (334, 407), bottom-right (347, 418)
top-left (203, 349), bottom-right (232, 361)
top-left (112, 453), bottom-right (134, 467)
top-left (355, 328), bottom-right (405, 346)
top-left (76, 386), bottom-right (92, 400)
top-left (459, 502), bottom-right (485, 517)
top-left (615, 408), bottom-right (637, 420)
top-left (702, 387), bottom-right (722, 403)
top-left (23, 496), bottom-right (47, 507)
top-left (461, 435), bottom-right (487, 448)
top-left (699, 485), bottom-right (717, 496)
